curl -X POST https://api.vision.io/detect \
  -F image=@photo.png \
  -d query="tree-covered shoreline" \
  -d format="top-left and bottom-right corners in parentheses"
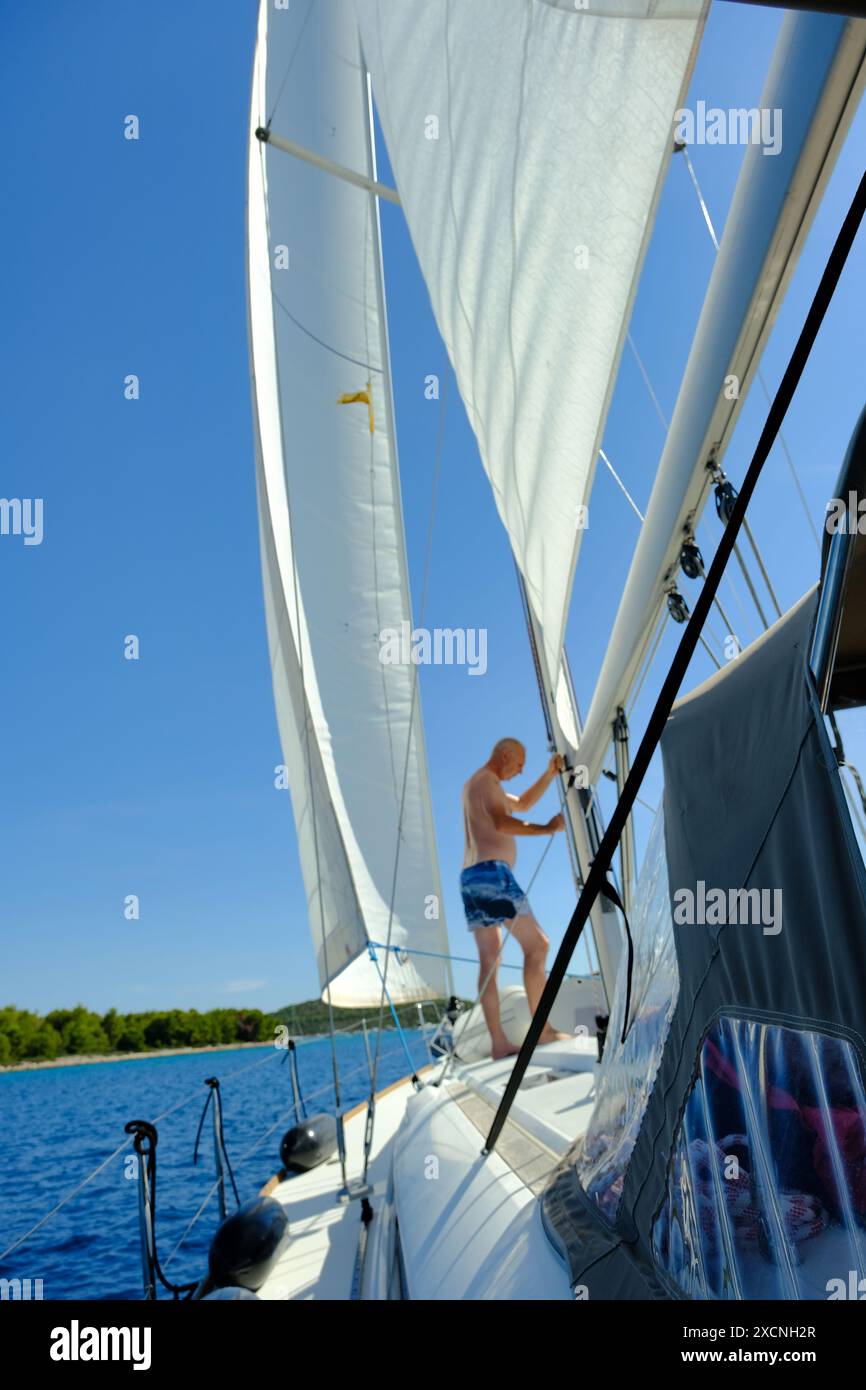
top-left (0, 999), bottom-right (450, 1065)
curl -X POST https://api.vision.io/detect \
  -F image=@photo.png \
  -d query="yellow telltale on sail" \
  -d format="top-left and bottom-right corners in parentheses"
top-left (337, 380), bottom-right (374, 434)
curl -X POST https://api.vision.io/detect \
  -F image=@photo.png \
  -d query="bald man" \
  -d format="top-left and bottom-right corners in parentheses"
top-left (460, 738), bottom-right (571, 1060)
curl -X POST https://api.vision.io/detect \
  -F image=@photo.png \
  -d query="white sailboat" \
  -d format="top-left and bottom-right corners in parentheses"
top-left (227, 0), bottom-right (866, 1302)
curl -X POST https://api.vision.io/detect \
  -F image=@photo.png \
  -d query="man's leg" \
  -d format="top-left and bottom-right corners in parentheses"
top-left (475, 925), bottom-right (520, 1060)
top-left (511, 913), bottom-right (571, 1044)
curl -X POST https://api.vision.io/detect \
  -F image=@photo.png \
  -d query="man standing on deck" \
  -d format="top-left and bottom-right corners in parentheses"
top-left (460, 738), bottom-right (571, 1060)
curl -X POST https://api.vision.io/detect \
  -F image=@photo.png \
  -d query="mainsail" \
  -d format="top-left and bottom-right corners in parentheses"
top-left (354, 0), bottom-right (706, 694)
top-left (247, 0), bottom-right (451, 1007)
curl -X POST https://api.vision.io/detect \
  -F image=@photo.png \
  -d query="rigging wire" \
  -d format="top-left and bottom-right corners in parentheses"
top-left (625, 332), bottom-right (750, 654)
top-left (696, 535), bottom-right (742, 643)
top-left (598, 447), bottom-right (645, 522)
top-left (627, 608), bottom-right (669, 717)
top-left (366, 946), bottom-right (422, 1081)
top-left (597, 776), bottom-right (658, 819)
top-left (697, 633), bottom-right (722, 671)
top-left (268, 279), bottom-right (384, 375)
top-left (364, 362), bottom-right (451, 1174)
top-left (265, 0), bottom-right (316, 130)
top-left (0, 1136), bottom-right (133, 1266)
top-left (368, 939), bottom-right (586, 978)
top-left (698, 516), bottom-right (750, 636)
top-left (626, 330), bottom-right (669, 434)
top-left (742, 516), bottom-right (783, 620)
top-left (732, 538), bottom-right (770, 629)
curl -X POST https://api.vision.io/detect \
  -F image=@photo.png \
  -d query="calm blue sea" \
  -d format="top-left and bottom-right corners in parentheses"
top-left (0, 1029), bottom-right (431, 1300)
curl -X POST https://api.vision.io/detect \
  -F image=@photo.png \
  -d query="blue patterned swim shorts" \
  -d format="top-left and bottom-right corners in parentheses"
top-left (460, 859), bottom-right (531, 930)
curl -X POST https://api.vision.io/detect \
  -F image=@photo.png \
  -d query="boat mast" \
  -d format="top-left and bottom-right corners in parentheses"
top-left (515, 566), bottom-right (618, 1010)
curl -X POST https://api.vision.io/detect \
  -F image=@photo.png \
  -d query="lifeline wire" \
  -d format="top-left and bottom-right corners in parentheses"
top-left (0, 1052), bottom-right (282, 1266)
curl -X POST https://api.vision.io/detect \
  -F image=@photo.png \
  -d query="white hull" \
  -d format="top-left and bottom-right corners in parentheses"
top-left (257, 1023), bottom-right (598, 1300)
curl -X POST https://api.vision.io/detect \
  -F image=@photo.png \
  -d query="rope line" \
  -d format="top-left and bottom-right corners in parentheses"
top-left (743, 516), bottom-right (783, 620)
top-left (627, 330), bottom-right (670, 434)
top-left (268, 275), bottom-right (384, 375)
top-left (0, 1138), bottom-right (131, 1266)
top-left (698, 632), bottom-right (722, 671)
top-left (365, 363), bottom-right (450, 1172)
top-left (598, 447), bottom-right (645, 522)
top-left (368, 938), bottom-right (588, 979)
top-left (733, 539), bottom-right (770, 629)
top-left (627, 607), bottom-right (669, 717)
top-left (265, 0), bottom-right (316, 129)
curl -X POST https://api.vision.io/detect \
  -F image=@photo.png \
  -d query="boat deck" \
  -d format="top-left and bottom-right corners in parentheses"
top-left (257, 1073), bottom-right (423, 1300)
top-left (256, 1038), bottom-right (597, 1299)
top-left (450, 1035), bottom-right (598, 1155)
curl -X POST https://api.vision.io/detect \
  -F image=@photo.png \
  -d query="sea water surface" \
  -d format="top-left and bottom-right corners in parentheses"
top-left (0, 1028), bottom-right (431, 1300)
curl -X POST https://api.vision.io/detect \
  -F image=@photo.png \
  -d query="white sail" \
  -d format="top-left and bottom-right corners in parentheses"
top-left (247, 0), bottom-right (452, 1007)
top-left (355, 0), bottom-right (705, 688)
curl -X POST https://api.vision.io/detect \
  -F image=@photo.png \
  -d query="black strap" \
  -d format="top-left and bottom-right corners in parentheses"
top-left (483, 167), bottom-right (866, 1156)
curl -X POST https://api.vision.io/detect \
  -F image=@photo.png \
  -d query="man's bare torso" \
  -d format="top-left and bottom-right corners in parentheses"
top-left (462, 767), bottom-right (517, 869)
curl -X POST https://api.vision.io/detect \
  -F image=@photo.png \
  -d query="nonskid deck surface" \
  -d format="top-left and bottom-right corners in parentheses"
top-left (447, 1035), bottom-right (599, 1156)
top-left (257, 1075), bottom-right (419, 1301)
top-left (256, 1040), bottom-right (596, 1300)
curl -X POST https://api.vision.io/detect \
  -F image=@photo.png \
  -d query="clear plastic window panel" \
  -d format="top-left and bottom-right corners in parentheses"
top-left (652, 1017), bottom-right (866, 1299)
top-left (575, 804), bottom-right (680, 1221)
top-left (826, 709), bottom-right (866, 877)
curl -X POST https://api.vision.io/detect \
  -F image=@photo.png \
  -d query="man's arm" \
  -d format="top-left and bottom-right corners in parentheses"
top-left (495, 811), bottom-right (565, 836)
top-left (511, 753), bottom-right (564, 812)
top-left (490, 782), bottom-right (564, 836)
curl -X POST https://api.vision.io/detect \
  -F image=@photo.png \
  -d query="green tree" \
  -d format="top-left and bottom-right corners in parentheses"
top-left (115, 1016), bottom-right (147, 1052)
top-left (60, 1006), bottom-right (109, 1056)
top-left (29, 1023), bottom-right (61, 1059)
top-left (101, 1008), bottom-right (121, 1047)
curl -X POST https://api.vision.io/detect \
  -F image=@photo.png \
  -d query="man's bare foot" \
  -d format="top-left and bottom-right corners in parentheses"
top-left (537, 1026), bottom-right (571, 1046)
top-left (491, 1039), bottom-right (521, 1060)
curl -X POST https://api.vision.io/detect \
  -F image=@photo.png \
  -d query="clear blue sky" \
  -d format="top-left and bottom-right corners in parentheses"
top-left (3, 2), bottom-right (865, 1016)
